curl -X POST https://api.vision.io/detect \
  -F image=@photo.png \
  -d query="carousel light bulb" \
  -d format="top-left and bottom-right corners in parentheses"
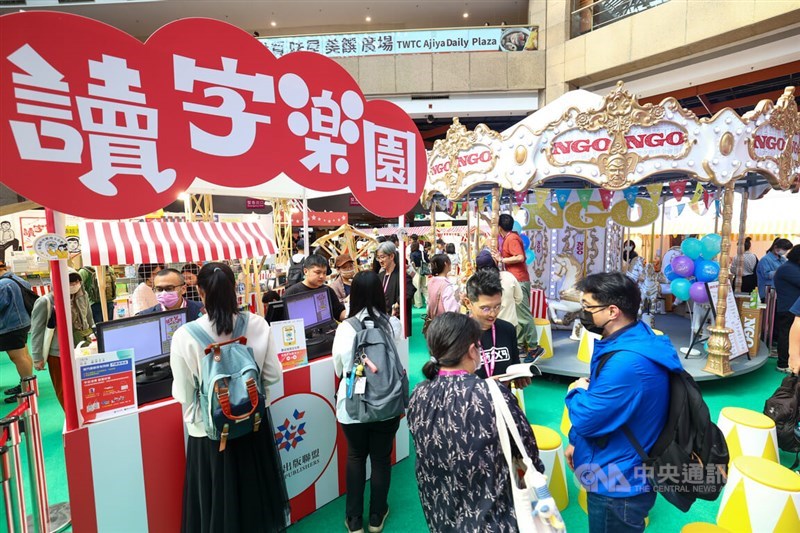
top-left (591, 170), bottom-right (598, 177)
top-left (636, 165), bottom-right (644, 173)
top-left (574, 166), bottom-right (582, 173)
top-left (672, 161), bottom-right (678, 168)
top-left (747, 161), bottom-right (754, 168)
top-left (721, 170), bottom-right (728, 177)
top-left (746, 127), bottom-right (753, 134)
top-left (688, 160), bottom-right (695, 167)
top-left (733, 160), bottom-right (740, 166)
top-left (544, 168), bottom-right (550, 175)
top-left (712, 158), bottom-right (719, 165)
top-left (714, 127), bottom-right (720, 134)
top-left (559, 167), bottom-right (566, 173)
top-left (655, 162), bottom-right (662, 169)
top-left (666, 111), bottom-right (674, 119)
top-left (725, 117), bottom-right (732, 125)
top-left (736, 128), bottom-right (742, 135)
top-left (694, 129), bottom-right (700, 135)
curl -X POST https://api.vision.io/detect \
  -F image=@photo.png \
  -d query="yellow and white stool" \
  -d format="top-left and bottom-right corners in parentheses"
top-left (717, 407), bottom-right (779, 464)
top-left (560, 381), bottom-right (579, 436)
top-left (681, 523), bottom-right (730, 532)
top-left (530, 425), bottom-right (569, 511)
top-left (533, 318), bottom-right (553, 359)
top-left (716, 456), bottom-right (800, 532)
top-left (576, 328), bottom-right (601, 363)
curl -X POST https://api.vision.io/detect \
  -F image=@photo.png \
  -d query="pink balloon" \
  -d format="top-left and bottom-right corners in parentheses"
top-left (689, 282), bottom-right (709, 304)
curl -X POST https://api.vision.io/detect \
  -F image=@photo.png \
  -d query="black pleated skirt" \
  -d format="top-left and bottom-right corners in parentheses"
top-left (182, 408), bottom-right (290, 533)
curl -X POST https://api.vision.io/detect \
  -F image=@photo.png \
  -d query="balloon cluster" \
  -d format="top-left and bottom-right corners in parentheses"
top-left (512, 220), bottom-right (536, 265)
top-left (664, 234), bottom-right (722, 303)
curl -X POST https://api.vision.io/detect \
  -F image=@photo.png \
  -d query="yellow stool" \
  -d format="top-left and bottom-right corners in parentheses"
top-left (681, 524), bottom-right (731, 532)
top-left (717, 407), bottom-right (779, 464)
top-left (560, 381), bottom-right (579, 436)
top-left (577, 328), bottom-right (601, 363)
top-left (534, 318), bottom-right (553, 359)
top-left (716, 456), bottom-right (800, 532)
top-left (530, 425), bottom-right (568, 511)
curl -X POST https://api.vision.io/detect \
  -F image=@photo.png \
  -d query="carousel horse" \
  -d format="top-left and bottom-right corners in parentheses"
top-left (547, 253), bottom-right (585, 336)
top-left (640, 263), bottom-right (661, 327)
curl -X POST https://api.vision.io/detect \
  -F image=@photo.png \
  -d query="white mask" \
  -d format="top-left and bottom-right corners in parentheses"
top-left (69, 284), bottom-right (81, 295)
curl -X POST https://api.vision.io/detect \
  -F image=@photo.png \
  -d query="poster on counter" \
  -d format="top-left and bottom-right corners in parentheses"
top-left (76, 349), bottom-right (137, 426)
top-left (269, 319), bottom-right (308, 370)
top-left (706, 281), bottom-right (749, 360)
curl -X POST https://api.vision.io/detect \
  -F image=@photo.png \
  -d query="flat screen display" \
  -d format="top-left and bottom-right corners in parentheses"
top-left (284, 288), bottom-right (333, 330)
top-left (97, 309), bottom-right (188, 366)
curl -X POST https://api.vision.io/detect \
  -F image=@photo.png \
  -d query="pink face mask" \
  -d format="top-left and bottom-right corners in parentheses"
top-left (156, 291), bottom-right (180, 308)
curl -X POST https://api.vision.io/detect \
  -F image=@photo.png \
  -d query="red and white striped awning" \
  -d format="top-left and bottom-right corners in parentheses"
top-left (79, 221), bottom-right (276, 266)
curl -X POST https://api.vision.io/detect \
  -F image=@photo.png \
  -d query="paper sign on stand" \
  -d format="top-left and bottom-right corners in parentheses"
top-left (706, 281), bottom-right (749, 360)
top-left (269, 319), bottom-right (308, 370)
top-left (75, 349), bottom-right (138, 427)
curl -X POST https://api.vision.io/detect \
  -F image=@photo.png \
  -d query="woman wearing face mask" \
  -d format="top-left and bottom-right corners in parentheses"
top-left (30, 268), bottom-right (94, 410)
top-left (408, 312), bottom-right (543, 532)
top-left (757, 238), bottom-right (793, 301)
top-left (131, 263), bottom-right (164, 314)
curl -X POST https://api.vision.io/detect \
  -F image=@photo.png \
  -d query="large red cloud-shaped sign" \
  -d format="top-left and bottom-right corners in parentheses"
top-left (0, 12), bottom-right (425, 219)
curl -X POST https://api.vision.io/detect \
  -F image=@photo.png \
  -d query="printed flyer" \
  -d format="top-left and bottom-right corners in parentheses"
top-left (76, 349), bottom-right (137, 426)
top-left (269, 319), bottom-right (308, 370)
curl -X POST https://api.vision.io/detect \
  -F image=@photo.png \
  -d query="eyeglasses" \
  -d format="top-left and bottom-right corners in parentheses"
top-left (581, 304), bottom-right (609, 313)
top-left (154, 284), bottom-right (184, 292)
top-left (477, 304), bottom-right (502, 314)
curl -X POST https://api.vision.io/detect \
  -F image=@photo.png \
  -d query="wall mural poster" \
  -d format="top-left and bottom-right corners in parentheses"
top-left (0, 218), bottom-right (23, 263)
top-left (18, 217), bottom-right (48, 251)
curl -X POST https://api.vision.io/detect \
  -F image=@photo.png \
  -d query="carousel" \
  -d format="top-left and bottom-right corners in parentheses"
top-left (424, 82), bottom-right (800, 381)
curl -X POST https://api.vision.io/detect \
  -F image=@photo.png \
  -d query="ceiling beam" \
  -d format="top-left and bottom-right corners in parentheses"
top-left (708, 88), bottom-right (789, 114)
top-left (0, 200), bottom-right (40, 217)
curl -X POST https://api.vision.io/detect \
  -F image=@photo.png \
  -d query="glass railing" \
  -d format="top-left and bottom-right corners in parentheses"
top-left (570, 0), bottom-right (671, 37)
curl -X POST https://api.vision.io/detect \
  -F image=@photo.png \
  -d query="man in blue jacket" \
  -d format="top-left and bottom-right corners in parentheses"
top-left (137, 268), bottom-right (204, 322)
top-left (565, 272), bottom-right (683, 533)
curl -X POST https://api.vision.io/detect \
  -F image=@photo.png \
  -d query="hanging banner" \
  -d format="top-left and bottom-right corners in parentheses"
top-left (514, 191), bottom-right (527, 207)
top-left (598, 189), bottom-right (615, 210)
top-left (525, 197), bottom-right (659, 230)
top-left (669, 180), bottom-right (688, 201)
top-left (576, 189), bottom-right (593, 210)
top-left (554, 189), bottom-right (572, 209)
top-left (477, 197), bottom-right (485, 213)
top-left (714, 199), bottom-right (720, 216)
top-left (645, 183), bottom-right (663, 204)
top-left (534, 189), bottom-right (549, 208)
top-left (677, 203), bottom-right (686, 216)
top-left (702, 189), bottom-right (712, 209)
top-left (0, 12), bottom-right (426, 220)
top-left (622, 186), bottom-right (639, 208)
top-left (690, 183), bottom-right (705, 205)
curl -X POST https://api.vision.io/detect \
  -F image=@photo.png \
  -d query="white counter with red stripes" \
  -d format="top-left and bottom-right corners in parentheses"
top-left (63, 340), bottom-right (410, 531)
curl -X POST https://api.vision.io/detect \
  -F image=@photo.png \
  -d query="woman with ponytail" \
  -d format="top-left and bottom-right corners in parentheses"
top-left (408, 312), bottom-right (543, 532)
top-left (169, 262), bottom-right (289, 533)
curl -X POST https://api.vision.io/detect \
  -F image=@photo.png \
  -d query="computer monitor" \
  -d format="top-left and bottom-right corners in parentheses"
top-left (97, 308), bottom-right (189, 369)
top-left (265, 301), bottom-right (285, 324)
top-left (283, 288), bottom-right (335, 332)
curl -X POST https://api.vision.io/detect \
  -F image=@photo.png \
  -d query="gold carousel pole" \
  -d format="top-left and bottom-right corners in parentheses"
top-left (490, 187), bottom-right (501, 253)
top-left (430, 203), bottom-right (436, 242)
top-left (704, 181), bottom-right (735, 377)
top-left (734, 188), bottom-right (749, 294)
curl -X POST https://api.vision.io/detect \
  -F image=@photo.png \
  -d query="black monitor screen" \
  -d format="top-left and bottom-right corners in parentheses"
top-left (284, 288), bottom-right (333, 330)
top-left (97, 309), bottom-right (188, 366)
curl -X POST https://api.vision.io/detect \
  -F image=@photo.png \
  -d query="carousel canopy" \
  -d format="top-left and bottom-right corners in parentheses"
top-left (424, 83), bottom-right (800, 203)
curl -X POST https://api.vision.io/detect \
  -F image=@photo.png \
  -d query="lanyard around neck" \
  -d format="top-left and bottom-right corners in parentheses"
top-left (481, 323), bottom-right (497, 377)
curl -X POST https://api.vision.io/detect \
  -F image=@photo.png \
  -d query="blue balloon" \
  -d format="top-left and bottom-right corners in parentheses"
top-left (513, 221), bottom-right (523, 233)
top-left (681, 237), bottom-right (703, 260)
top-left (521, 234), bottom-right (531, 249)
top-left (670, 278), bottom-right (692, 301)
top-left (663, 264), bottom-right (679, 281)
top-left (700, 234), bottom-right (722, 259)
top-left (525, 249), bottom-right (536, 265)
top-left (694, 259), bottom-right (720, 282)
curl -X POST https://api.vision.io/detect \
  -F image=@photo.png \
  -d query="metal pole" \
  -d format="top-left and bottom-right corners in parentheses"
top-left (490, 188), bottom-right (501, 253)
top-left (659, 199), bottom-right (666, 264)
top-left (302, 192), bottom-right (310, 256)
top-left (734, 189), bottom-right (749, 294)
top-left (0, 416), bottom-right (27, 533)
top-left (18, 387), bottom-right (48, 533)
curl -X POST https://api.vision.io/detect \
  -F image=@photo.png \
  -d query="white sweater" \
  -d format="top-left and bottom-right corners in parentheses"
top-left (170, 312), bottom-right (282, 437)
top-left (332, 308), bottom-right (401, 424)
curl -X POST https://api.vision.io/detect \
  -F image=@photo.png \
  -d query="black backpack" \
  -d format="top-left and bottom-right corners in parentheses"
top-left (597, 351), bottom-right (729, 512)
top-left (763, 374), bottom-right (800, 467)
top-left (4, 275), bottom-right (39, 316)
top-left (286, 257), bottom-right (304, 288)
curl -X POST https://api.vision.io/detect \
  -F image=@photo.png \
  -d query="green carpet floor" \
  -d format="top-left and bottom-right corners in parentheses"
top-left (1, 308), bottom-right (794, 532)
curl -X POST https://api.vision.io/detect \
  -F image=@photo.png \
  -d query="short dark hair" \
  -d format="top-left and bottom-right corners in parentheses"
top-left (137, 263), bottom-right (164, 282)
top-left (466, 269), bottom-right (502, 301)
top-left (771, 237), bottom-right (793, 252)
top-left (576, 272), bottom-right (640, 320)
top-left (436, 239), bottom-right (445, 246)
top-left (445, 243), bottom-right (456, 254)
top-left (423, 312), bottom-right (481, 380)
top-left (430, 253), bottom-right (451, 276)
top-left (786, 244), bottom-right (800, 264)
top-left (155, 268), bottom-right (184, 283)
top-left (388, 235), bottom-right (399, 245)
top-left (262, 290), bottom-right (280, 304)
top-left (410, 234), bottom-right (419, 241)
top-left (498, 213), bottom-right (514, 232)
top-left (410, 242), bottom-right (420, 253)
top-left (303, 254), bottom-right (328, 270)
top-left (624, 239), bottom-right (636, 250)
top-left (181, 263), bottom-right (200, 275)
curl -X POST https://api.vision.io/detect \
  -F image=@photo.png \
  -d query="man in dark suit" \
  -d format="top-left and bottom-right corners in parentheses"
top-left (137, 268), bottom-right (203, 322)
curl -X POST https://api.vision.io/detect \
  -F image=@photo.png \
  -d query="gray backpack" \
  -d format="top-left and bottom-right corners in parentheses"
top-left (344, 317), bottom-right (409, 423)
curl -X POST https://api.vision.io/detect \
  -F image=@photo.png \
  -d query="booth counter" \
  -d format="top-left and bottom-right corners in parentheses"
top-left (63, 342), bottom-right (411, 532)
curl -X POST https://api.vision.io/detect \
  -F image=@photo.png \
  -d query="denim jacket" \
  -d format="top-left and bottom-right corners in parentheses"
top-left (0, 272), bottom-right (32, 334)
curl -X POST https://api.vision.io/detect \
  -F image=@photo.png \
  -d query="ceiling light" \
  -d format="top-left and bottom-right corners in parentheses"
top-left (366, 16), bottom-right (372, 22)
top-left (463, 12), bottom-right (469, 18)
top-left (270, 21), bottom-right (277, 27)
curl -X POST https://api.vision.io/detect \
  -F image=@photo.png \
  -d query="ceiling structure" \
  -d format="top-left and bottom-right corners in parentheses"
top-left (0, 0), bottom-right (529, 40)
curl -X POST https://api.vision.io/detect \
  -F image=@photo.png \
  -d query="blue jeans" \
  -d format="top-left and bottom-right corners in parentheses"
top-left (587, 491), bottom-right (656, 533)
